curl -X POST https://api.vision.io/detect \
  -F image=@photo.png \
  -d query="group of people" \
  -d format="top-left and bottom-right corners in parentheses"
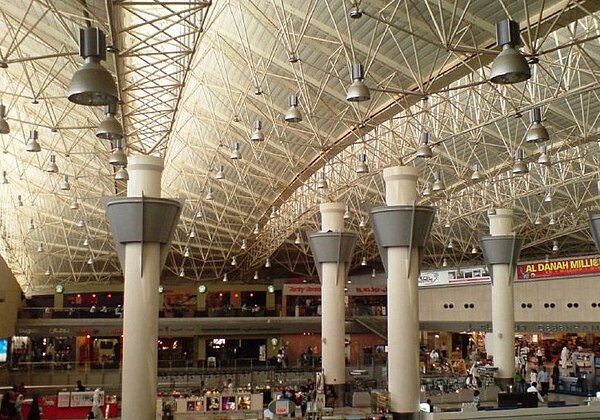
top-left (0, 384), bottom-right (40, 420)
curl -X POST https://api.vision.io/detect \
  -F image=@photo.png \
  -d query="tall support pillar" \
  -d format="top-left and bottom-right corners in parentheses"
top-left (106, 156), bottom-right (181, 420)
top-left (370, 166), bottom-right (435, 420)
top-left (308, 203), bottom-right (357, 403)
top-left (480, 209), bottom-right (522, 389)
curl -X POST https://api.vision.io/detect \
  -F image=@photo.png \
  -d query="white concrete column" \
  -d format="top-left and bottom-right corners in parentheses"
top-left (489, 209), bottom-right (515, 382)
top-left (320, 202), bottom-right (346, 386)
top-left (383, 166), bottom-right (421, 416)
top-left (121, 155), bottom-right (163, 420)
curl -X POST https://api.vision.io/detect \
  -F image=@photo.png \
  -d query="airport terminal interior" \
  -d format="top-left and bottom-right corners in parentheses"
top-left (1, 0), bottom-right (600, 419)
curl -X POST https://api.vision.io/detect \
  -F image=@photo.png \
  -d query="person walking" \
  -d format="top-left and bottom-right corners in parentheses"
top-left (27, 396), bottom-right (42, 420)
top-left (92, 388), bottom-right (104, 420)
top-left (538, 366), bottom-right (550, 397)
top-left (552, 361), bottom-right (560, 391)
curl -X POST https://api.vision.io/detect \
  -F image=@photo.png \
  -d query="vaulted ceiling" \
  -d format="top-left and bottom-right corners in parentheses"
top-left (0, 0), bottom-right (599, 294)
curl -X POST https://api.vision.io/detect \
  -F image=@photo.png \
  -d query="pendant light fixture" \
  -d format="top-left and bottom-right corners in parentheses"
top-left (361, 256), bottom-right (368, 266)
top-left (231, 256), bottom-right (237, 266)
top-left (253, 271), bottom-right (259, 280)
top-left (215, 165), bottom-right (224, 180)
top-left (316, 170), bottom-right (328, 189)
top-left (184, 247), bottom-right (191, 258)
top-left (70, 196), bottom-right (80, 210)
top-left (270, 207), bottom-right (278, 219)
top-left (96, 103), bottom-right (123, 140)
top-left (37, 243), bottom-right (44, 252)
top-left (26, 130), bottom-right (41, 152)
top-left (551, 240), bottom-right (559, 253)
top-left (526, 107), bottom-right (549, 143)
top-left (512, 149), bottom-right (528, 174)
top-left (253, 223), bottom-right (260, 235)
top-left (17, 195), bottom-right (23, 207)
top-left (251, 120), bottom-right (264, 142)
top-left (471, 245), bottom-right (478, 254)
top-left (422, 182), bottom-right (431, 197)
top-left (346, 63), bottom-right (370, 102)
top-left (205, 186), bottom-right (214, 200)
top-left (416, 132), bottom-right (433, 158)
top-left (285, 94), bottom-right (302, 123)
top-left (230, 142), bottom-right (242, 160)
top-left (490, 20), bottom-right (531, 84)
top-left (46, 155), bottom-right (59, 173)
top-left (343, 205), bottom-right (351, 220)
top-left (432, 170), bottom-right (445, 191)
top-left (537, 145), bottom-right (550, 166)
top-left (265, 257), bottom-right (272, 268)
top-left (356, 153), bottom-right (369, 173)
top-left (534, 213), bottom-right (542, 225)
top-left (241, 239), bottom-right (247, 250)
top-left (442, 258), bottom-right (448, 267)
top-left (0, 171), bottom-right (7, 184)
top-left (114, 165), bottom-right (129, 181)
top-left (544, 188), bottom-right (552, 202)
top-left (471, 164), bottom-right (481, 181)
top-left (0, 104), bottom-right (10, 134)
top-left (108, 138), bottom-right (127, 166)
top-left (68, 27), bottom-right (118, 106)
top-left (222, 273), bottom-right (228, 282)
top-left (83, 236), bottom-right (90, 247)
top-left (60, 175), bottom-right (71, 191)
top-left (294, 232), bottom-right (302, 245)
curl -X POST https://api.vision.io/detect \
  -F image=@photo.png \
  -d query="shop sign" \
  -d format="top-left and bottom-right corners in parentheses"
top-left (517, 256), bottom-right (600, 280)
top-left (283, 285), bottom-right (321, 296)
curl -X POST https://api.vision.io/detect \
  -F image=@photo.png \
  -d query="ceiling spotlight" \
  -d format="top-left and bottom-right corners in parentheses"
top-left (205, 187), bottom-right (214, 200)
top-left (222, 273), bottom-right (228, 282)
top-left (343, 205), bottom-right (351, 219)
top-left (17, 195), bottom-right (23, 207)
top-left (316, 170), bottom-right (328, 189)
top-left (537, 145), bottom-right (550, 166)
top-left (230, 142), bottom-right (242, 160)
top-left (534, 213), bottom-right (542, 225)
top-left (490, 19), bottom-right (531, 84)
top-left (231, 256), bottom-right (237, 266)
top-left (422, 182), bottom-right (431, 197)
top-left (96, 103), bottom-right (123, 140)
top-left (356, 153), bottom-right (369, 173)
top-left (265, 257), bottom-right (271, 268)
top-left (512, 148), bottom-right (529, 175)
top-left (241, 239), bottom-right (247, 250)
top-left (0, 104), bottom-right (10, 134)
top-left (442, 258), bottom-right (448, 267)
top-left (270, 207), bottom-right (278, 219)
top-left (184, 247), bottom-right (191, 258)
top-left (361, 256), bottom-right (367, 266)
top-left (108, 138), bottom-right (127, 166)
top-left (551, 240), bottom-right (559, 253)
top-left (416, 132), bottom-right (433, 158)
top-left (253, 271), bottom-right (259, 280)
top-left (27, 219), bottom-right (35, 231)
top-left (471, 245), bottom-right (478, 254)
top-left (68, 27), bottom-right (118, 106)
top-left (1, 171), bottom-right (7, 184)
top-left (60, 175), bottom-right (71, 191)
top-left (215, 165), bottom-right (225, 180)
top-left (46, 155), bottom-right (59, 173)
top-left (432, 170), bottom-right (445, 191)
top-left (346, 63), bottom-right (370, 102)
top-left (526, 107), bottom-right (549, 143)
top-left (26, 130), bottom-right (41, 152)
top-left (285, 94), bottom-right (302, 123)
top-left (115, 165), bottom-right (129, 181)
top-left (471, 164), bottom-right (481, 181)
top-left (189, 229), bottom-right (196, 238)
top-left (253, 223), bottom-right (260, 235)
top-left (251, 120), bottom-right (264, 142)
top-left (70, 196), bottom-right (80, 210)
top-left (179, 268), bottom-right (185, 277)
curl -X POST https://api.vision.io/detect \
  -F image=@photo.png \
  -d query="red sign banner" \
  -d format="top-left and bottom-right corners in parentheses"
top-left (517, 256), bottom-right (600, 280)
